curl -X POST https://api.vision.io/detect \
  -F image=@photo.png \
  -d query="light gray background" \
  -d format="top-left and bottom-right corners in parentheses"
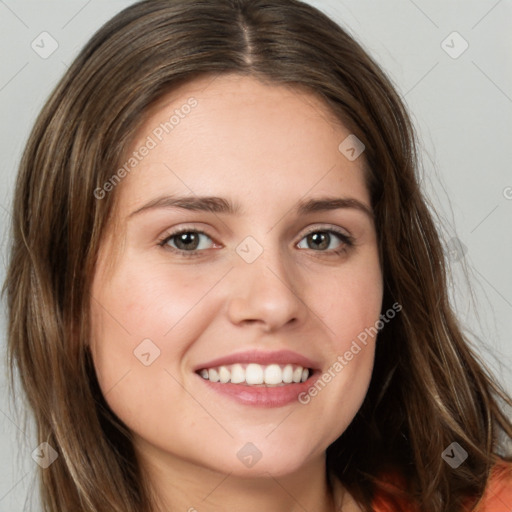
top-left (1, 0), bottom-right (511, 510)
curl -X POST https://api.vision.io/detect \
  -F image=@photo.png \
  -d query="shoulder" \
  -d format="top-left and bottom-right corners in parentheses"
top-left (370, 467), bottom-right (417, 512)
top-left (473, 460), bottom-right (512, 511)
top-left (371, 460), bottom-right (512, 512)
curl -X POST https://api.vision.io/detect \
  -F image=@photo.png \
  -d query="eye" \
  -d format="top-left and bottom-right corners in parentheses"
top-left (158, 229), bottom-right (215, 254)
top-left (158, 226), bottom-right (354, 258)
top-left (297, 228), bottom-right (353, 254)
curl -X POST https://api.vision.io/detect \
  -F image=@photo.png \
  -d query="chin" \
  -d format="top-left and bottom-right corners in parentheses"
top-left (210, 455), bottom-right (313, 479)
top-left (200, 438), bottom-right (323, 479)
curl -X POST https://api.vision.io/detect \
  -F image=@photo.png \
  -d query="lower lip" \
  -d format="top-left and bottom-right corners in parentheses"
top-left (197, 372), bottom-right (319, 407)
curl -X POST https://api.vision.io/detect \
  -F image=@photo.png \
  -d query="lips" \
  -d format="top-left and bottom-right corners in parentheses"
top-left (194, 349), bottom-right (320, 407)
top-left (193, 349), bottom-right (319, 373)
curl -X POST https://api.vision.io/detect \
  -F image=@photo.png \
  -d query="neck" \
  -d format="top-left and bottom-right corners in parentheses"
top-left (137, 444), bottom-right (342, 512)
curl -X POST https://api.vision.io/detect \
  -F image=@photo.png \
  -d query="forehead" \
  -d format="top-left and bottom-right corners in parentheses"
top-left (114, 73), bottom-right (369, 218)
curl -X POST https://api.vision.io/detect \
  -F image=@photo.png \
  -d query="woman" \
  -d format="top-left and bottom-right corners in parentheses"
top-left (4, 0), bottom-right (512, 511)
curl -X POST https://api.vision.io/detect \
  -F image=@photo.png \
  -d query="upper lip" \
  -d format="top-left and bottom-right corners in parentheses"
top-left (194, 349), bottom-right (320, 372)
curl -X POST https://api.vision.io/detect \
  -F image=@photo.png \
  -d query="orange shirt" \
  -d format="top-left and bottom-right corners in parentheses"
top-left (472, 461), bottom-right (512, 512)
top-left (371, 461), bottom-right (512, 512)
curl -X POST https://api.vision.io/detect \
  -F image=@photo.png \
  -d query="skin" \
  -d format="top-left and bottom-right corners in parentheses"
top-left (90, 73), bottom-right (383, 512)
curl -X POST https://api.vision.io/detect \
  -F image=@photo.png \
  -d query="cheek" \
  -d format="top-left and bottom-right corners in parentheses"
top-left (91, 256), bottom-right (217, 347)
top-left (88, 257), bottom-right (222, 420)
top-left (299, 252), bottom-right (382, 413)
top-left (314, 251), bottom-right (383, 347)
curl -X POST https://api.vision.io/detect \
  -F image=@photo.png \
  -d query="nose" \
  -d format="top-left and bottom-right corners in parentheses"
top-left (226, 245), bottom-right (307, 333)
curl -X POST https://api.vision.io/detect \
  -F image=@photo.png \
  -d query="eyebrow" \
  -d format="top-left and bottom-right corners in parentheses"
top-left (128, 195), bottom-right (373, 219)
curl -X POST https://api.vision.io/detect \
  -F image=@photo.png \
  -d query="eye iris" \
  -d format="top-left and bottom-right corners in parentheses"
top-left (175, 232), bottom-right (200, 250)
top-left (308, 231), bottom-right (329, 250)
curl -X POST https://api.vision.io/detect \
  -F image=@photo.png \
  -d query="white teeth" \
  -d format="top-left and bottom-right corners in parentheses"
top-left (292, 367), bottom-right (303, 383)
top-left (230, 363), bottom-right (245, 384)
top-left (264, 364), bottom-right (283, 385)
top-left (245, 363), bottom-right (264, 385)
top-left (218, 366), bottom-right (230, 383)
top-left (198, 363), bottom-right (311, 386)
top-left (282, 364), bottom-right (293, 383)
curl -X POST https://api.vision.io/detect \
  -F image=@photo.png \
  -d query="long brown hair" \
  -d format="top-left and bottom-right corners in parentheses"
top-left (4, 0), bottom-right (512, 511)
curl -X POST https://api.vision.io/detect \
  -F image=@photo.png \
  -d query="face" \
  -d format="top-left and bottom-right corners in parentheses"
top-left (90, 74), bottom-right (383, 479)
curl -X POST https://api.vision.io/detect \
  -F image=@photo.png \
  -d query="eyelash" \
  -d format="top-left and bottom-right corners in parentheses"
top-left (157, 226), bottom-right (354, 258)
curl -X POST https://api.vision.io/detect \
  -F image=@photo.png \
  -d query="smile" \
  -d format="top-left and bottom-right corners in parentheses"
top-left (197, 363), bottom-right (311, 386)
